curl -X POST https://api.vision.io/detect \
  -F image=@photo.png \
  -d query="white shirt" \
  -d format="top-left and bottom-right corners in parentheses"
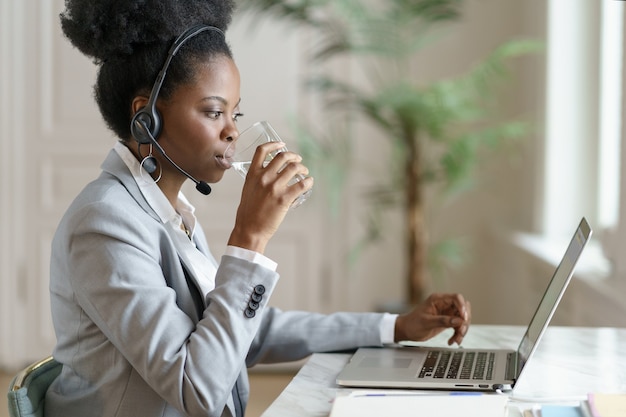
top-left (113, 142), bottom-right (396, 343)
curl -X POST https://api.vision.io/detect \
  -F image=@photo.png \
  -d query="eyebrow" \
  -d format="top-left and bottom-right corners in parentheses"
top-left (201, 96), bottom-right (242, 108)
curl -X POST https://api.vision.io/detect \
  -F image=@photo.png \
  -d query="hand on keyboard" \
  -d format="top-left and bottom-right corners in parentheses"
top-left (394, 293), bottom-right (471, 346)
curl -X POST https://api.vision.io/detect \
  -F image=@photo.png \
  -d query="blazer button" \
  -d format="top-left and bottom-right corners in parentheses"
top-left (251, 292), bottom-right (262, 303)
top-left (248, 300), bottom-right (260, 311)
top-left (244, 308), bottom-right (256, 318)
top-left (254, 285), bottom-right (266, 295)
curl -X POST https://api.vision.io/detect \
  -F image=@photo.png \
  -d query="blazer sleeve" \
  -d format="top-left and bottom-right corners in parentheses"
top-left (245, 308), bottom-right (386, 366)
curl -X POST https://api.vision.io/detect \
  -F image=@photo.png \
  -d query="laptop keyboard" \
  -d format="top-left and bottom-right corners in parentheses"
top-left (417, 350), bottom-right (495, 380)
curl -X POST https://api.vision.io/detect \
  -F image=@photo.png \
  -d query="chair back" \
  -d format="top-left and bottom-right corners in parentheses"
top-left (7, 356), bottom-right (61, 417)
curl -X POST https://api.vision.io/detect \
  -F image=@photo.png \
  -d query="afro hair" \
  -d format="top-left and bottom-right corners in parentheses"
top-left (58, 0), bottom-right (236, 140)
top-left (60, 0), bottom-right (236, 63)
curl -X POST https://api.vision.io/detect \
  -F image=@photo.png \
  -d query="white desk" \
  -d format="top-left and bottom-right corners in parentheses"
top-left (260, 325), bottom-right (626, 417)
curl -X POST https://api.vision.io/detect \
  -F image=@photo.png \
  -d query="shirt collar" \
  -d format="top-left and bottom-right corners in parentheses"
top-left (113, 142), bottom-right (196, 236)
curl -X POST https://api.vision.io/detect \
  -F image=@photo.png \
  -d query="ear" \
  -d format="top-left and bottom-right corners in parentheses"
top-left (131, 95), bottom-right (150, 115)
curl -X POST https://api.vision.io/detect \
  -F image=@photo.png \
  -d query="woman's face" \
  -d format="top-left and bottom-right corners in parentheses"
top-left (156, 55), bottom-right (242, 185)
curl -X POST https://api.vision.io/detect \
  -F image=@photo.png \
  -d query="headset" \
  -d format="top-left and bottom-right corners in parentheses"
top-left (130, 24), bottom-right (225, 196)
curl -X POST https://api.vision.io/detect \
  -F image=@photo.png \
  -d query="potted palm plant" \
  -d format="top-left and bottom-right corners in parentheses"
top-left (239, 0), bottom-right (539, 305)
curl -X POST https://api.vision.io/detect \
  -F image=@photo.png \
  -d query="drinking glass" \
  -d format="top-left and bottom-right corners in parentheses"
top-left (225, 121), bottom-right (312, 208)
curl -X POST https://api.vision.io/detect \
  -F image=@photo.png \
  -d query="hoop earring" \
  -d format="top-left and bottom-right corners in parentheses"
top-left (139, 144), bottom-right (162, 183)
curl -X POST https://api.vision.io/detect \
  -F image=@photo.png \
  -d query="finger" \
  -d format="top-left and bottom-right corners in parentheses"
top-left (266, 150), bottom-right (306, 175)
top-left (427, 313), bottom-right (462, 333)
top-left (448, 331), bottom-right (463, 346)
top-left (251, 141), bottom-right (286, 170)
top-left (275, 157), bottom-right (309, 180)
top-left (446, 322), bottom-right (465, 346)
top-left (436, 294), bottom-right (468, 321)
top-left (451, 321), bottom-right (470, 344)
top-left (448, 303), bottom-right (471, 346)
top-left (448, 294), bottom-right (469, 321)
top-left (287, 176), bottom-right (314, 206)
top-left (433, 296), bottom-right (470, 324)
top-left (288, 170), bottom-right (314, 189)
top-left (429, 309), bottom-right (464, 343)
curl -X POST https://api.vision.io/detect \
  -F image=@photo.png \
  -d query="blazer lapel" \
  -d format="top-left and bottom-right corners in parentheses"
top-left (102, 149), bottom-right (217, 311)
top-left (165, 222), bottom-right (217, 309)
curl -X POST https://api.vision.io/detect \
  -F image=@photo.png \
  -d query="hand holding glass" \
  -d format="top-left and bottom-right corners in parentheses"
top-left (225, 121), bottom-right (312, 208)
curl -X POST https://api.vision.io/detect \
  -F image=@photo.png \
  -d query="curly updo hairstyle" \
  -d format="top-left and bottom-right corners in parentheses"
top-left (59, 0), bottom-right (236, 140)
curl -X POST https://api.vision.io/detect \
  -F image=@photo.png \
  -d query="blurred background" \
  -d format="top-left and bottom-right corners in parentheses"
top-left (1, 0), bottom-right (624, 383)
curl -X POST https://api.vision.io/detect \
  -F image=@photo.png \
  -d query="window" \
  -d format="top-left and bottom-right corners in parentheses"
top-left (543, 0), bottom-right (624, 250)
top-left (598, 0), bottom-right (624, 230)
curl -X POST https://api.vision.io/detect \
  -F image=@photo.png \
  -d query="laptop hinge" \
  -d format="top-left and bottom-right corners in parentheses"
top-left (505, 353), bottom-right (518, 380)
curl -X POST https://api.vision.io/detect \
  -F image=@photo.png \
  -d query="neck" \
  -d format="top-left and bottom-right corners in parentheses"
top-left (155, 176), bottom-right (185, 208)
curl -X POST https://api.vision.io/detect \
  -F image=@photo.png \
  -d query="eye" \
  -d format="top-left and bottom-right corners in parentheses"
top-left (233, 112), bottom-right (244, 122)
top-left (205, 111), bottom-right (223, 119)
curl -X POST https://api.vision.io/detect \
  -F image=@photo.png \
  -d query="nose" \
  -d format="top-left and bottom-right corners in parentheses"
top-left (223, 121), bottom-right (239, 142)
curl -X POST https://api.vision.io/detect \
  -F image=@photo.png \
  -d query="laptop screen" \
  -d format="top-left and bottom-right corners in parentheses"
top-left (515, 218), bottom-right (592, 378)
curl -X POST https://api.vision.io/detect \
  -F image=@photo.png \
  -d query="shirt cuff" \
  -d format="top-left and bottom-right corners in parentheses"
top-left (225, 245), bottom-right (278, 272)
top-left (380, 313), bottom-right (398, 344)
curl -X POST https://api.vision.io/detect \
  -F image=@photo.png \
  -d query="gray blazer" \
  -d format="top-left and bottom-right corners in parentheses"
top-left (45, 149), bottom-right (385, 417)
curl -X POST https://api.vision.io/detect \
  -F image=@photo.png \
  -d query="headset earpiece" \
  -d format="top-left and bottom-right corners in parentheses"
top-left (131, 107), bottom-right (161, 145)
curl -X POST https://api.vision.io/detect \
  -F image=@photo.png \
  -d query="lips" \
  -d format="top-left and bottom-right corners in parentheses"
top-left (216, 142), bottom-right (235, 169)
top-left (216, 155), bottom-right (232, 169)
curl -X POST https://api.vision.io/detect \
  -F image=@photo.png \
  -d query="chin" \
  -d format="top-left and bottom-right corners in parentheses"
top-left (208, 171), bottom-right (226, 183)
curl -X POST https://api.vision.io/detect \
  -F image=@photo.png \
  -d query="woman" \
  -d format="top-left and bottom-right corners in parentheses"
top-left (47, 1), bottom-right (471, 416)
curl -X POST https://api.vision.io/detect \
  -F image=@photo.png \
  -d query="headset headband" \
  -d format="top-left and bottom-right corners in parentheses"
top-left (144, 25), bottom-right (225, 122)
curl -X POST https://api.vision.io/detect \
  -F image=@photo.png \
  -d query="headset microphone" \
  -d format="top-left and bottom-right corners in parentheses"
top-left (134, 119), bottom-right (212, 195)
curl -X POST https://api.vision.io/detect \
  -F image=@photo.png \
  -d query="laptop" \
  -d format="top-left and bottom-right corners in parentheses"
top-left (336, 217), bottom-right (592, 392)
